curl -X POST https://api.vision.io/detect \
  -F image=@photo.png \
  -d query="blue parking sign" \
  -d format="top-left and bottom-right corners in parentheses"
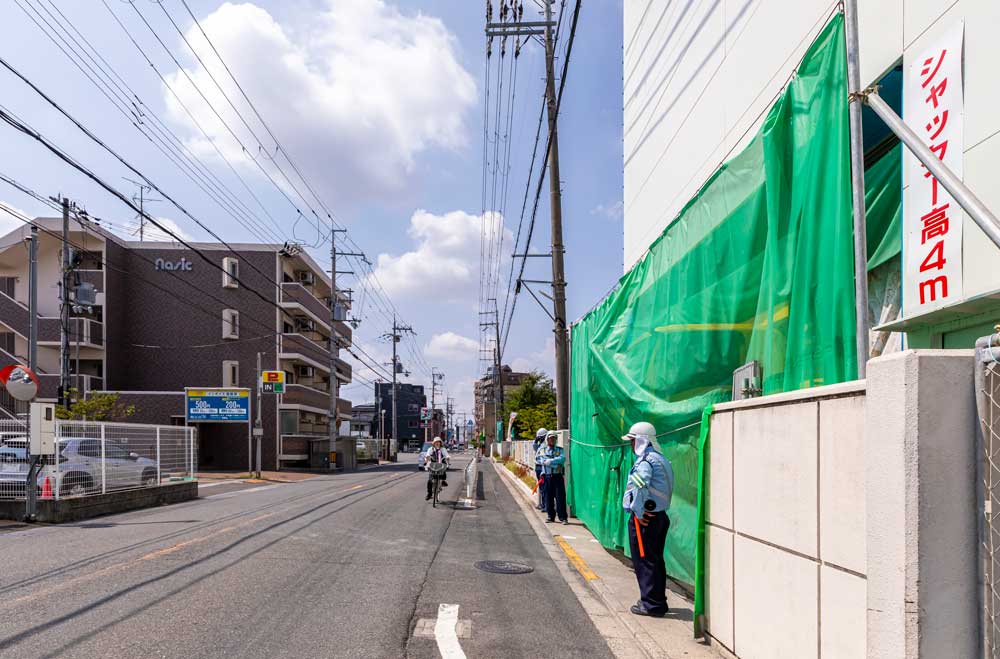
top-left (185, 388), bottom-right (251, 423)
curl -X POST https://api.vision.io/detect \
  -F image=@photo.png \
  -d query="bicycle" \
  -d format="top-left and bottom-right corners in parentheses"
top-left (428, 461), bottom-right (447, 507)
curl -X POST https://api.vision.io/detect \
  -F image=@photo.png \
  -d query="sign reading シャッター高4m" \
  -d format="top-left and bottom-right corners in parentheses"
top-left (185, 389), bottom-right (251, 423)
top-left (902, 21), bottom-right (965, 315)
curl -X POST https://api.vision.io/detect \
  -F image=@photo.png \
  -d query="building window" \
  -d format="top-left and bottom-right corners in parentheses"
top-left (408, 403), bottom-right (419, 412)
top-left (413, 386), bottom-right (423, 395)
top-left (222, 257), bottom-right (239, 289)
top-left (280, 410), bottom-right (298, 435)
top-left (223, 360), bottom-right (239, 387)
top-left (407, 420), bottom-right (419, 429)
top-left (222, 309), bottom-right (239, 339)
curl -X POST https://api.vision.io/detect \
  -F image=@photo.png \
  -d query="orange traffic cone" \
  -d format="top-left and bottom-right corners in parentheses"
top-left (40, 476), bottom-right (53, 500)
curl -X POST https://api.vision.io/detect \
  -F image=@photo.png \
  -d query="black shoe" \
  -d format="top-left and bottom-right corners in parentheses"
top-left (630, 604), bottom-right (667, 618)
top-left (425, 494), bottom-right (432, 501)
top-left (442, 481), bottom-right (448, 487)
top-left (546, 518), bottom-right (555, 523)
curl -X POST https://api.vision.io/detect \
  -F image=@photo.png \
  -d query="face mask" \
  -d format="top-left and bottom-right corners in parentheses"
top-left (631, 434), bottom-right (651, 456)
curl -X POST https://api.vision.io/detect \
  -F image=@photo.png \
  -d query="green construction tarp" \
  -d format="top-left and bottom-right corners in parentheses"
top-left (568, 14), bottom-right (900, 592)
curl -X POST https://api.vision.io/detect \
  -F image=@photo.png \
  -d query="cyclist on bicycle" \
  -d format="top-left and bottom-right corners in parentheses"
top-left (424, 437), bottom-right (450, 501)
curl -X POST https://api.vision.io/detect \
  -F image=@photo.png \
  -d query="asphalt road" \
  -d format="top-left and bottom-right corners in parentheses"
top-left (0, 453), bottom-right (615, 658)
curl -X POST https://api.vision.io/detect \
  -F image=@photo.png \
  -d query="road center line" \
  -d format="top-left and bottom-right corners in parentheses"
top-left (434, 603), bottom-right (466, 659)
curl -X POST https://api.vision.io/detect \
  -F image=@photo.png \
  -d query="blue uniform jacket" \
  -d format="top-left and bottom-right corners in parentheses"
top-left (535, 444), bottom-right (565, 475)
top-left (622, 447), bottom-right (674, 518)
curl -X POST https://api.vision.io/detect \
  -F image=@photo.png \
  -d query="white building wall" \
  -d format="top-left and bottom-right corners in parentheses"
top-left (623, 0), bottom-right (1000, 296)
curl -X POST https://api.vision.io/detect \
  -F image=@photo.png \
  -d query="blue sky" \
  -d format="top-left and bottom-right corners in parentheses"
top-left (0, 0), bottom-right (624, 414)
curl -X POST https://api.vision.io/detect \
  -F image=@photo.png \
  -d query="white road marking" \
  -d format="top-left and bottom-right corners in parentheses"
top-left (561, 535), bottom-right (578, 540)
top-left (434, 603), bottom-right (466, 659)
top-left (196, 480), bottom-right (242, 488)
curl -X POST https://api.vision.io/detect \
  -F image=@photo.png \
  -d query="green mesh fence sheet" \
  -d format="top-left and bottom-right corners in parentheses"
top-left (568, 15), bottom-right (898, 594)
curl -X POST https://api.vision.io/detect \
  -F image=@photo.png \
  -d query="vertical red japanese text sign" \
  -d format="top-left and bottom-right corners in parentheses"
top-left (903, 23), bottom-right (965, 315)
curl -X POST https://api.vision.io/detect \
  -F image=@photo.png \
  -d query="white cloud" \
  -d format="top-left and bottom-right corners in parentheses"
top-left (0, 201), bottom-right (28, 236)
top-left (510, 337), bottom-right (555, 378)
top-left (590, 200), bottom-right (624, 221)
top-left (163, 0), bottom-right (476, 202)
top-left (370, 209), bottom-right (511, 305)
top-left (425, 331), bottom-right (479, 361)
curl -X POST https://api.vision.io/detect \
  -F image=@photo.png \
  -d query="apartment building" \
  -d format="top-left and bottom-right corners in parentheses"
top-left (0, 216), bottom-right (353, 471)
top-left (474, 364), bottom-right (529, 444)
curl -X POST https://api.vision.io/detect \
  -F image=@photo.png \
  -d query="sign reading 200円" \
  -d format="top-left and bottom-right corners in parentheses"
top-left (185, 389), bottom-right (251, 422)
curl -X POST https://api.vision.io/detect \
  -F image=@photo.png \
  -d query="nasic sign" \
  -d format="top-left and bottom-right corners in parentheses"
top-left (903, 23), bottom-right (964, 315)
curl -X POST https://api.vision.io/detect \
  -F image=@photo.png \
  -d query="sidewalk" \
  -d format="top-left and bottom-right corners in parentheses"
top-left (493, 460), bottom-right (721, 659)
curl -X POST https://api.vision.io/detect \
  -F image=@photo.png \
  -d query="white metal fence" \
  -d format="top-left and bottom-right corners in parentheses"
top-left (0, 419), bottom-right (195, 500)
top-left (512, 440), bottom-right (535, 469)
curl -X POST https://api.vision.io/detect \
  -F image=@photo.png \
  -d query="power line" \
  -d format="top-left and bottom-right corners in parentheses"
top-left (499, 0), bottom-right (580, 356)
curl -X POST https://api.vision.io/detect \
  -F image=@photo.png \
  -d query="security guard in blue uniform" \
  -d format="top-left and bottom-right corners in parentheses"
top-left (536, 430), bottom-right (568, 524)
top-left (622, 421), bottom-right (674, 617)
top-left (532, 428), bottom-right (548, 512)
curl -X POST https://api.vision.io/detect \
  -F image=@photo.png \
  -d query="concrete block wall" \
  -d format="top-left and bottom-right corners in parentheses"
top-left (706, 381), bottom-right (868, 658)
top-left (703, 350), bottom-right (980, 658)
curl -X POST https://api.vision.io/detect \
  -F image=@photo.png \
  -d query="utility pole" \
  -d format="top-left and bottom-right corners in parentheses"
top-left (58, 198), bottom-right (71, 409)
top-left (543, 0), bottom-right (569, 431)
top-left (255, 352), bottom-right (263, 479)
top-left (24, 225), bottom-right (39, 522)
top-left (330, 229), bottom-right (363, 470)
top-left (383, 317), bottom-right (413, 457)
top-left (124, 178), bottom-right (158, 242)
top-left (486, 1), bottom-right (569, 430)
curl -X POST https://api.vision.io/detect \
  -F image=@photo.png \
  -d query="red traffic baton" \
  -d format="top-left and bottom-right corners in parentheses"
top-left (633, 515), bottom-right (646, 558)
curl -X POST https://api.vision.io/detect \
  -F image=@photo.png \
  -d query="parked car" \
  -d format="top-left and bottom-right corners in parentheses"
top-left (416, 442), bottom-right (434, 471)
top-left (0, 438), bottom-right (159, 497)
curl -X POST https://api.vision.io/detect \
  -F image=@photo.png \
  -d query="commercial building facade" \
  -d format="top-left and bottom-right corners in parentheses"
top-left (374, 381), bottom-right (426, 451)
top-left (0, 216), bottom-right (353, 471)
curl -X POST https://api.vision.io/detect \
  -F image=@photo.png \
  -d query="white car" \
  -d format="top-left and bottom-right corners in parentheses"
top-left (0, 437), bottom-right (159, 497)
top-left (416, 442), bottom-right (434, 471)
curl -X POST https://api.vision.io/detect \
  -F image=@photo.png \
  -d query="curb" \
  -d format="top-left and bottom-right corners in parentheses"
top-left (492, 460), bottom-right (671, 659)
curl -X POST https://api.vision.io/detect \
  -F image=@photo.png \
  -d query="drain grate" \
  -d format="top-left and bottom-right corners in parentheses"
top-left (474, 560), bottom-right (534, 575)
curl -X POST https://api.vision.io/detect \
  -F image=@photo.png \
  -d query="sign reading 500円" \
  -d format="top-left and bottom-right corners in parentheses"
top-left (185, 388), bottom-right (250, 422)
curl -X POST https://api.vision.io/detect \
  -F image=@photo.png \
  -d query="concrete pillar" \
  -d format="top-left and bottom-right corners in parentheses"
top-left (865, 350), bottom-right (978, 658)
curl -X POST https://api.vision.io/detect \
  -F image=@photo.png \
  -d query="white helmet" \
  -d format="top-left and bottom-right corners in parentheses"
top-left (623, 421), bottom-right (656, 456)
top-left (535, 427), bottom-right (548, 440)
top-left (432, 436), bottom-right (443, 445)
top-left (625, 421), bottom-right (656, 439)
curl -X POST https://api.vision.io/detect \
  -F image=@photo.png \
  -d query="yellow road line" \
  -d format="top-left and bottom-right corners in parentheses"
top-left (554, 535), bottom-right (598, 581)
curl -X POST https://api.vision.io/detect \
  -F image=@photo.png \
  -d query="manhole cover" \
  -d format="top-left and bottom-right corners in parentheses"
top-left (474, 560), bottom-right (534, 574)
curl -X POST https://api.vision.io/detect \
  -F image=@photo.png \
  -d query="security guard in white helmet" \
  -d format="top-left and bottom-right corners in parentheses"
top-left (532, 427), bottom-right (548, 512)
top-left (622, 421), bottom-right (674, 617)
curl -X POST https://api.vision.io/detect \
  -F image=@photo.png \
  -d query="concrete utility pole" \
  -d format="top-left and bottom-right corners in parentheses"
top-left (485, 1), bottom-right (568, 430)
top-left (255, 352), bottom-right (263, 478)
top-left (58, 198), bottom-right (71, 409)
top-left (330, 228), bottom-right (363, 469)
top-left (542, 0), bottom-right (569, 431)
top-left (384, 317), bottom-right (413, 456)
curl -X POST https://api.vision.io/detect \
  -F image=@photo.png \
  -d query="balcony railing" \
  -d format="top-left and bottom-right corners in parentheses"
top-left (281, 384), bottom-right (353, 416)
top-left (38, 318), bottom-right (103, 347)
top-left (280, 282), bottom-right (353, 346)
top-left (279, 334), bottom-right (353, 382)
